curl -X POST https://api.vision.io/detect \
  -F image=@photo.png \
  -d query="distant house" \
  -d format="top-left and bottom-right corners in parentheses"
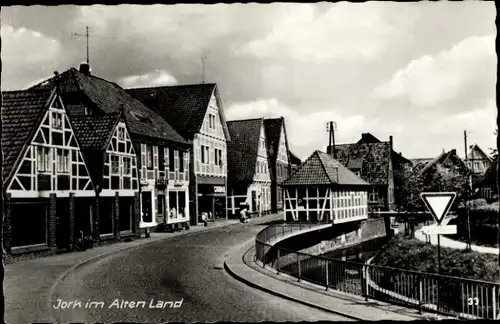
top-left (327, 133), bottom-right (413, 212)
top-left (410, 158), bottom-right (434, 170)
top-left (263, 117), bottom-right (293, 213)
top-left (474, 157), bottom-right (498, 201)
top-left (226, 118), bottom-right (272, 217)
top-left (30, 64), bottom-right (192, 234)
top-left (126, 84), bottom-right (231, 224)
top-left (419, 149), bottom-right (469, 176)
top-left (466, 144), bottom-right (493, 176)
top-left (288, 151), bottom-right (302, 172)
top-left (281, 150), bottom-right (370, 223)
top-left (2, 88), bottom-right (95, 257)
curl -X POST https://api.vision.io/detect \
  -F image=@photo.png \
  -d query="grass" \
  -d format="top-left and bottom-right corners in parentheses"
top-left (372, 235), bottom-right (500, 282)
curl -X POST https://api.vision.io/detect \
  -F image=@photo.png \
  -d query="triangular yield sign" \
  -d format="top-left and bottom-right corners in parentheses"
top-left (420, 192), bottom-right (456, 225)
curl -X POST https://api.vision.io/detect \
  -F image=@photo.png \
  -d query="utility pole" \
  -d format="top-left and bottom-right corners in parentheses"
top-left (72, 26), bottom-right (90, 65)
top-left (326, 121), bottom-right (337, 158)
top-left (464, 130), bottom-right (472, 251)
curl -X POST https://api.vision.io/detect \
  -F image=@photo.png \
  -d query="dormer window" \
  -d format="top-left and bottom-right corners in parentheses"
top-left (131, 111), bottom-right (151, 124)
top-left (52, 112), bottom-right (63, 129)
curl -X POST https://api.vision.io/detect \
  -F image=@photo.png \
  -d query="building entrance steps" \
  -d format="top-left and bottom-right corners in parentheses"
top-left (224, 240), bottom-right (453, 321)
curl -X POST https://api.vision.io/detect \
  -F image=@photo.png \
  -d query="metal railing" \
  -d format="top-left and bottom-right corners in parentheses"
top-left (255, 223), bottom-right (500, 320)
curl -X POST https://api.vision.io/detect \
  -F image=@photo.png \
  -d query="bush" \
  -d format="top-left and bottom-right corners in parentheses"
top-left (373, 236), bottom-right (500, 282)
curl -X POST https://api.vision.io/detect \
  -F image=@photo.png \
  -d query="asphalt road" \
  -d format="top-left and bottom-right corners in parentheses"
top-left (51, 218), bottom-right (351, 323)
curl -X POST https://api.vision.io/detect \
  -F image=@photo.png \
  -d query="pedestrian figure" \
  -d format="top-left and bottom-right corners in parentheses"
top-left (202, 212), bottom-right (208, 227)
top-left (240, 206), bottom-right (249, 223)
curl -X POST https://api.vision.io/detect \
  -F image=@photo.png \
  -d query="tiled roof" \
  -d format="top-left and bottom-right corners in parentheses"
top-left (282, 150), bottom-right (369, 187)
top-left (70, 114), bottom-right (120, 151)
top-left (226, 118), bottom-right (263, 183)
top-left (69, 113), bottom-right (121, 186)
top-left (263, 118), bottom-right (283, 160)
top-left (410, 158), bottom-right (434, 166)
top-left (331, 142), bottom-right (391, 185)
top-left (30, 68), bottom-right (189, 146)
top-left (2, 88), bottom-right (54, 185)
top-left (357, 132), bottom-right (382, 144)
top-left (125, 84), bottom-right (219, 140)
top-left (419, 149), bottom-right (461, 175)
top-left (289, 150), bottom-right (302, 165)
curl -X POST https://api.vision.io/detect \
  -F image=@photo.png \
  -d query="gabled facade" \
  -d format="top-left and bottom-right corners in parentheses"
top-left (70, 112), bottom-right (140, 241)
top-left (282, 151), bottom-right (370, 224)
top-left (327, 133), bottom-right (413, 212)
top-left (264, 117), bottom-right (293, 213)
top-left (2, 88), bottom-right (94, 256)
top-left (466, 144), bottom-right (493, 176)
top-left (226, 118), bottom-right (271, 217)
top-left (31, 64), bottom-right (192, 234)
top-left (126, 83), bottom-right (230, 225)
top-left (474, 157), bottom-right (498, 201)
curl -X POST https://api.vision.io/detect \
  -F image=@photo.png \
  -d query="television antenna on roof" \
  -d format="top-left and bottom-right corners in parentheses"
top-left (72, 26), bottom-right (90, 65)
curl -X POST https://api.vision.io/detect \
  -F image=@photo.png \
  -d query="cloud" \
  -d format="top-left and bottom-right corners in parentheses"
top-left (234, 2), bottom-right (400, 63)
top-left (117, 70), bottom-right (179, 88)
top-left (373, 35), bottom-right (496, 110)
top-left (1, 24), bottom-right (63, 89)
top-left (1, 25), bottom-right (61, 64)
top-left (226, 99), bottom-right (368, 160)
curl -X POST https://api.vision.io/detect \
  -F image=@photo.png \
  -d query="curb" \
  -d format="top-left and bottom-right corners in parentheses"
top-left (47, 220), bottom-right (242, 323)
top-left (223, 245), bottom-right (363, 321)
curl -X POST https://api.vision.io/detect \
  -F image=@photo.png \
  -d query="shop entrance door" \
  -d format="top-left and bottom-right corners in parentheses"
top-left (141, 192), bottom-right (152, 223)
top-left (251, 191), bottom-right (257, 213)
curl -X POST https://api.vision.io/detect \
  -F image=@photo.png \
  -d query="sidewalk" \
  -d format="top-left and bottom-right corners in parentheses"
top-left (414, 220), bottom-right (499, 255)
top-left (4, 217), bottom-right (250, 324)
top-left (224, 241), bottom-right (443, 321)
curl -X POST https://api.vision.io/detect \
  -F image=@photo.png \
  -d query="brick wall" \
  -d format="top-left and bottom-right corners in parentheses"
top-left (94, 195), bottom-right (100, 243)
top-left (114, 192), bottom-right (120, 239)
top-left (48, 193), bottom-right (57, 247)
top-left (69, 193), bottom-right (75, 250)
top-left (133, 192), bottom-right (142, 238)
top-left (3, 193), bottom-right (12, 252)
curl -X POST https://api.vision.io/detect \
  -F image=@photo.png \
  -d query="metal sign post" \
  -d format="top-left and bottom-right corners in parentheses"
top-left (420, 192), bottom-right (457, 312)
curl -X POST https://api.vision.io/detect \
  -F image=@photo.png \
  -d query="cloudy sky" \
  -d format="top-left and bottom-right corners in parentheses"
top-left (2, 2), bottom-right (497, 160)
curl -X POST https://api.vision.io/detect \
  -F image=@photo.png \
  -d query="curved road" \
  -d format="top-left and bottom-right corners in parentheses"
top-left (51, 220), bottom-right (349, 323)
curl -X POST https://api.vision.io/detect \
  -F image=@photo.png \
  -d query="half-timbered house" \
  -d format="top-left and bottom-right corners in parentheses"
top-left (70, 111), bottom-right (139, 242)
top-left (327, 133), bottom-right (413, 212)
top-left (30, 64), bottom-right (191, 234)
top-left (281, 151), bottom-right (370, 224)
top-left (226, 118), bottom-right (272, 217)
top-left (126, 84), bottom-right (231, 225)
top-left (263, 117), bottom-right (293, 213)
top-left (2, 88), bottom-right (94, 257)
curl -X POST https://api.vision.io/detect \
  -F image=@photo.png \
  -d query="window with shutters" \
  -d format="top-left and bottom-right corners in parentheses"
top-left (37, 147), bottom-right (51, 172)
top-left (179, 150), bottom-right (184, 172)
top-left (56, 149), bottom-right (70, 173)
top-left (169, 148), bottom-right (175, 172)
top-left (146, 145), bottom-right (153, 169)
top-left (158, 146), bottom-right (165, 170)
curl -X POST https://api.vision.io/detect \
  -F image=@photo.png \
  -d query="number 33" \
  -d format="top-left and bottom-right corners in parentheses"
top-left (468, 297), bottom-right (479, 305)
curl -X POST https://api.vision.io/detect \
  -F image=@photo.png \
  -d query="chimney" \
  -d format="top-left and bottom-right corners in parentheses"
top-left (389, 135), bottom-right (393, 151)
top-left (79, 62), bottom-right (91, 76)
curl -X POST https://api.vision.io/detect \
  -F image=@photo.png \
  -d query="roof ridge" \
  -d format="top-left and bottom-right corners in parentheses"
top-left (227, 117), bottom-right (264, 123)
